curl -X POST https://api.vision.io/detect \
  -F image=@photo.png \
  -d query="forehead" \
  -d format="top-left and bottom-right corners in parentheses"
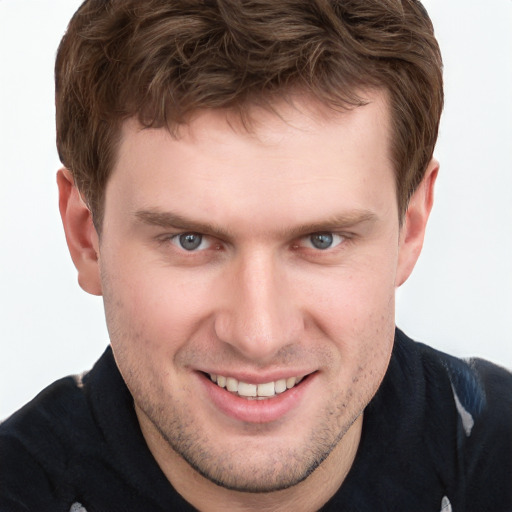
top-left (106, 91), bottom-right (396, 232)
top-left (180, 91), bottom-right (384, 146)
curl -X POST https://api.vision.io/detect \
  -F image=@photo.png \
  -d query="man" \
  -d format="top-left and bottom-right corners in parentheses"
top-left (1, 1), bottom-right (511, 511)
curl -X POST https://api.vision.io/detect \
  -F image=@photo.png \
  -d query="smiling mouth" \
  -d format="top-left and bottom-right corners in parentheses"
top-left (207, 373), bottom-right (308, 400)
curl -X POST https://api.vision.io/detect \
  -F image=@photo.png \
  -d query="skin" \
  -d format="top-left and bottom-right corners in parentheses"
top-left (58, 91), bottom-right (438, 511)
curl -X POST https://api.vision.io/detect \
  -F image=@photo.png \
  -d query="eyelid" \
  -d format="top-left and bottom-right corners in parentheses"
top-left (295, 232), bottom-right (347, 250)
top-left (154, 231), bottom-right (209, 251)
top-left (156, 230), bottom-right (351, 253)
top-left (170, 232), bottom-right (214, 251)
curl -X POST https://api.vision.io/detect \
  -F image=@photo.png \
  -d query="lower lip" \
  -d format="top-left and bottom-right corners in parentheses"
top-left (199, 373), bottom-right (314, 424)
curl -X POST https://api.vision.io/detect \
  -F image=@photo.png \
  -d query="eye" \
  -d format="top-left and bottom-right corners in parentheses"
top-left (303, 232), bottom-right (345, 250)
top-left (172, 232), bottom-right (209, 251)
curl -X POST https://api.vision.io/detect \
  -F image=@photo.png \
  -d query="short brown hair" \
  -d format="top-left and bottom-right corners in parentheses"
top-left (55, 0), bottom-right (443, 228)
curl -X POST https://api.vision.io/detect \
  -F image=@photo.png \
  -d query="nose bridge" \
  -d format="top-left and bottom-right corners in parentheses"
top-left (214, 249), bottom-right (300, 361)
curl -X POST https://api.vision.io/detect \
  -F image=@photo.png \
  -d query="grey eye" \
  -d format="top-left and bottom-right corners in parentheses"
top-left (179, 233), bottom-right (203, 251)
top-left (309, 233), bottom-right (334, 250)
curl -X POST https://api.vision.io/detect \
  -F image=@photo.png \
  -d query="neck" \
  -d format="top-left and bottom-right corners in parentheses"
top-left (138, 411), bottom-right (363, 512)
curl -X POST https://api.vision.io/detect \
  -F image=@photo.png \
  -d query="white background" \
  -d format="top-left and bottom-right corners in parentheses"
top-left (1, 0), bottom-right (511, 420)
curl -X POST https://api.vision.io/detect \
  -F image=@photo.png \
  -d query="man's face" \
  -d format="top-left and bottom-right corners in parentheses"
top-left (96, 93), bottom-right (407, 492)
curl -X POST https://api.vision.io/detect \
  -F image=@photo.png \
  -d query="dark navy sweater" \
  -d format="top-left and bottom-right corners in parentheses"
top-left (1, 329), bottom-right (511, 511)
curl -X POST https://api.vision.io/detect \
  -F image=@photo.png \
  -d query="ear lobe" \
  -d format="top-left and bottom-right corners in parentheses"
top-left (395, 159), bottom-right (439, 288)
top-left (57, 168), bottom-right (102, 296)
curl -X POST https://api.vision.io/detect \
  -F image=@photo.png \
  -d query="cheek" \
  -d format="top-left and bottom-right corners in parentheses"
top-left (101, 265), bottom-right (209, 405)
top-left (297, 253), bottom-right (397, 388)
top-left (100, 253), bottom-right (215, 360)
top-left (302, 261), bottom-right (396, 338)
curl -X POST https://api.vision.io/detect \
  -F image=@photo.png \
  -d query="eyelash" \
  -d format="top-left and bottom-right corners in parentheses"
top-left (158, 231), bottom-right (350, 254)
top-left (171, 233), bottom-right (212, 251)
top-left (293, 233), bottom-right (346, 251)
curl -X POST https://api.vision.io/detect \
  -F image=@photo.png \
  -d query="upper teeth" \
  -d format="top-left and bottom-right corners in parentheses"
top-left (209, 374), bottom-right (304, 399)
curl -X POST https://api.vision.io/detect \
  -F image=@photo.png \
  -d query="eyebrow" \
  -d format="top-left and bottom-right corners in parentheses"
top-left (283, 210), bottom-right (378, 239)
top-left (134, 208), bottom-right (378, 240)
top-left (135, 209), bottom-right (233, 239)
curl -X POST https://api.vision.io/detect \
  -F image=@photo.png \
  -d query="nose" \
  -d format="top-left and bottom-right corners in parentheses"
top-left (214, 251), bottom-right (303, 363)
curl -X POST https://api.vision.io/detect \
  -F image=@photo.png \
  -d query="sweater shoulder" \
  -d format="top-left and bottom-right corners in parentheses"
top-left (1, 373), bottom-right (91, 443)
top-left (0, 374), bottom-right (94, 509)
top-left (395, 330), bottom-right (512, 510)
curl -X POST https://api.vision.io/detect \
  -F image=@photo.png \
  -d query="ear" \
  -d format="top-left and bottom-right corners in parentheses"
top-left (395, 159), bottom-right (439, 287)
top-left (57, 168), bottom-right (102, 296)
